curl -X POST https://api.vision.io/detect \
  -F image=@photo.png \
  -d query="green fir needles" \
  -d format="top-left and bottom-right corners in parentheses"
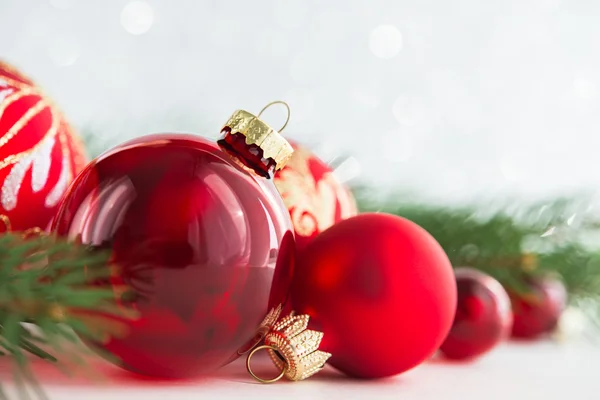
top-left (0, 232), bottom-right (132, 399)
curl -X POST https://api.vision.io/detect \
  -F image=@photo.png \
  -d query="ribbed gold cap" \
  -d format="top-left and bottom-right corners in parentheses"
top-left (245, 311), bottom-right (331, 384)
top-left (222, 109), bottom-right (293, 170)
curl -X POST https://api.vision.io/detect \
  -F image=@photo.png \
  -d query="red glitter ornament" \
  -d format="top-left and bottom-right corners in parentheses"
top-left (510, 275), bottom-right (567, 339)
top-left (439, 268), bottom-right (513, 360)
top-left (274, 141), bottom-right (357, 251)
top-left (265, 213), bottom-right (457, 380)
top-left (0, 61), bottom-right (87, 231)
top-left (52, 106), bottom-right (296, 378)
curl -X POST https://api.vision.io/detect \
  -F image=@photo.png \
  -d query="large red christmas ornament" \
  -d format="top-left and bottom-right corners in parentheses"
top-left (510, 275), bottom-right (567, 339)
top-left (52, 106), bottom-right (296, 378)
top-left (274, 141), bottom-right (357, 251)
top-left (0, 61), bottom-right (87, 231)
top-left (257, 213), bottom-right (456, 380)
top-left (439, 268), bottom-right (512, 360)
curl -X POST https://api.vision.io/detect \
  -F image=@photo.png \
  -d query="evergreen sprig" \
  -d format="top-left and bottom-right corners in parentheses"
top-left (0, 233), bottom-right (132, 399)
top-left (354, 189), bottom-right (600, 305)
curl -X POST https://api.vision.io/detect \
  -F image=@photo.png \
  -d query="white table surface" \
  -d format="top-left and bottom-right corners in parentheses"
top-left (3, 340), bottom-right (600, 400)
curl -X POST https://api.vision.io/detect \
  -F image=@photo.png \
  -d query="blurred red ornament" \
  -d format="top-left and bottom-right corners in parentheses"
top-left (0, 61), bottom-right (87, 231)
top-left (274, 141), bottom-right (357, 251)
top-left (52, 107), bottom-right (296, 378)
top-left (288, 213), bottom-right (457, 379)
top-left (510, 275), bottom-right (567, 339)
top-left (439, 268), bottom-right (512, 360)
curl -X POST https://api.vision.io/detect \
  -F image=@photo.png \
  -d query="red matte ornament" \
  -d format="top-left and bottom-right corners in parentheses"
top-left (510, 275), bottom-right (567, 339)
top-left (0, 61), bottom-right (87, 231)
top-left (52, 108), bottom-right (296, 378)
top-left (274, 141), bottom-right (357, 251)
top-left (439, 268), bottom-right (513, 360)
top-left (289, 213), bottom-right (457, 379)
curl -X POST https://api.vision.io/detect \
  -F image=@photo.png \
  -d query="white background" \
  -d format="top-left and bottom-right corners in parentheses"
top-left (2, 0), bottom-right (600, 204)
top-left (2, 341), bottom-right (600, 400)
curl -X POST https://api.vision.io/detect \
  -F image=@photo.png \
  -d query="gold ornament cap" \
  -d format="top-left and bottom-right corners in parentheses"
top-left (222, 101), bottom-right (294, 170)
top-left (246, 312), bottom-right (331, 383)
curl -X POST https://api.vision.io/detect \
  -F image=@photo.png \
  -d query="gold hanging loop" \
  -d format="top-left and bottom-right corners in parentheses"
top-left (257, 101), bottom-right (291, 133)
top-left (246, 344), bottom-right (288, 384)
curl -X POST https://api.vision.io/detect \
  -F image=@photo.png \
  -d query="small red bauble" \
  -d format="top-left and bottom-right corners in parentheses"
top-left (290, 213), bottom-right (457, 379)
top-left (52, 109), bottom-right (296, 378)
top-left (274, 141), bottom-right (357, 251)
top-left (0, 61), bottom-right (87, 231)
top-left (510, 275), bottom-right (567, 339)
top-left (439, 268), bottom-right (512, 360)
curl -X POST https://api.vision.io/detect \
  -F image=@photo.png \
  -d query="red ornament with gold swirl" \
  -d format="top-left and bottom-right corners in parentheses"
top-left (0, 61), bottom-right (87, 231)
top-left (274, 141), bottom-right (357, 251)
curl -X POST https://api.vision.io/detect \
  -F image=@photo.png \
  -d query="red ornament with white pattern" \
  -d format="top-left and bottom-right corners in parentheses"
top-left (274, 141), bottom-right (357, 251)
top-left (0, 61), bottom-right (87, 231)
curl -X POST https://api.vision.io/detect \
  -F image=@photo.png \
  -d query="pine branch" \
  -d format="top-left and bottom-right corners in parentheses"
top-left (0, 233), bottom-right (135, 399)
top-left (354, 190), bottom-right (600, 303)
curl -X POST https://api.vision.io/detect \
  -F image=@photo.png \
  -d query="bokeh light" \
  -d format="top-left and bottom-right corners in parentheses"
top-left (332, 156), bottom-right (362, 184)
top-left (2, 1), bottom-right (599, 203)
top-left (369, 25), bottom-right (403, 59)
top-left (573, 78), bottom-right (597, 100)
top-left (121, 1), bottom-right (154, 35)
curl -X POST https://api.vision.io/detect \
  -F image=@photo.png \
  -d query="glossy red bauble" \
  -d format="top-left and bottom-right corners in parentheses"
top-left (510, 276), bottom-right (567, 339)
top-left (52, 134), bottom-right (295, 378)
top-left (0, 61), bottom-right (87, 231)
top-left (290, 213), bottom-right (457, 379)
top-left (439, 268), bottom-right (512, 360)
top-left (274, 141), bottom-right (357, 251)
